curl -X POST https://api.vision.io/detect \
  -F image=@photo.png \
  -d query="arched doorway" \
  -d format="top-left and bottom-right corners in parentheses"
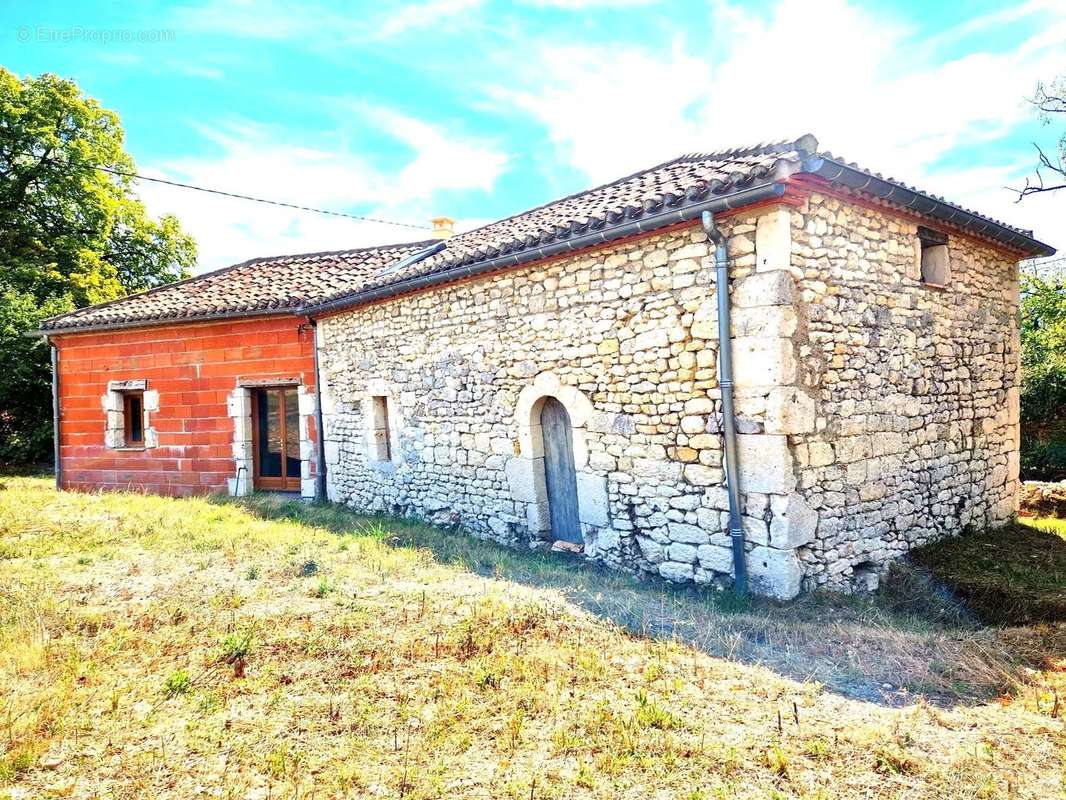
top-left (539, 397), bottom-right (582, 544)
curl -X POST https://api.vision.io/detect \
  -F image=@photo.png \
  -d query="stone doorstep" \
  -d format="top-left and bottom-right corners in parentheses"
top-left (551, 540), bottom-right (585, 555)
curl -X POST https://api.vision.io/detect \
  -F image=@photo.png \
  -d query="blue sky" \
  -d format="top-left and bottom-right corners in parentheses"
top-left (4, 0), bottom-right (1064, 271)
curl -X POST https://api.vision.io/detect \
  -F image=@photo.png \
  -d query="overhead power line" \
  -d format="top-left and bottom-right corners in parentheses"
top-left (92, 164), bottom-right (432, 231)
top-left (11, 148), bottom-right (432, 231)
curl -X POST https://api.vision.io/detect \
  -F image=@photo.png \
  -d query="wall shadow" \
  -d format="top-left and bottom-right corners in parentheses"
top-left (215, 493), bottom-right (1065, 710)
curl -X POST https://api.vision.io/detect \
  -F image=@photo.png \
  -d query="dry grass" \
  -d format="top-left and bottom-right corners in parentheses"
top-left (0, 476), bottom-right (1063, 799)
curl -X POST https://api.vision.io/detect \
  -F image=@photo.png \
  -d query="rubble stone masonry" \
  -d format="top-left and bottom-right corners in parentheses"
top-left (787, 192), bottom-right (1020, 590)
top-left (317, 194), bottom-right (1021, 598)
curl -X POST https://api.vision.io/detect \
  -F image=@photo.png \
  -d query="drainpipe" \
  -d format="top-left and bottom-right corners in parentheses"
top-left (309, 320), bottom-right (328, 502)
top-left (48, 337), bottom-right (62, 491)
top-left (701, 211), bottom-right (748, 596)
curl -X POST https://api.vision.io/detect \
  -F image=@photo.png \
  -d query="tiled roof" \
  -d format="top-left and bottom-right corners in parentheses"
top-left (41, 241), bottom-right (433, 332)
top-left (41, 134), bottom-right (1054, 333)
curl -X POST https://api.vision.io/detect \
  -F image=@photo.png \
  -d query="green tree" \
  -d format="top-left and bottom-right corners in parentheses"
top-left (0, 67), bottom-right (196, 464)
top-left (1019, 274), bottom-right (1066, 480)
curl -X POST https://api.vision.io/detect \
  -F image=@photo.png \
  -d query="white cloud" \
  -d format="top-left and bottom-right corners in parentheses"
top-left (359, 104), bottom-right (508, 198)
top-left (170, 0), bottom-right (483, 43)
top-left (522, 0), bottom-right (659, 7)
top-left (137, 114), bottom-right (507, 272)
top-left (494, 42), bottom-right (711, 181)
top-left (490, 0), bottom-right (1066, 249)
top-left (374, 0), bottom-right (483, 39)
top-left (169, 0), bottom-right (339, 40)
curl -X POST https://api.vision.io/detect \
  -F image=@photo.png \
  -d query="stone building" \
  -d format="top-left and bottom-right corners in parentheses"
top-left (38, 136), bottom-right (1054, 598)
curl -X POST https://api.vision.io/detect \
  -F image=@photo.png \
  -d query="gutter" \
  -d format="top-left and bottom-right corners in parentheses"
top-left (700, 211), bottom-right (747, 596)
top-left (28, 306), bottom-right (305, 338)
top-left (809, 157), bottom-right (1057, 257)
top-left (302, 181), bottom-right (790, 318)
top-left (48, 337), bottom-right (62, 491)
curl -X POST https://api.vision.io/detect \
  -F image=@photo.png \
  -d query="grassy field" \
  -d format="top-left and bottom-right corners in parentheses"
top-left (1, 476), bottom-right (1063, 799)
top-left (910, 515), bottom-right (1066, 625)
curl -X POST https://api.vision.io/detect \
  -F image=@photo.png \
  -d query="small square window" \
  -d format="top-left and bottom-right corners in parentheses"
top-left (918, 226), bottom-right (950, 287)
top-left (123, 391), bottom-right (145, 446)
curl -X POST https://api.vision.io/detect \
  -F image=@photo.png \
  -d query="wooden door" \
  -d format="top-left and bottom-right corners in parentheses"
top-left (251, 387), bottom-right (301, 491)
top-left (540, 397), bottom-right (582, 544)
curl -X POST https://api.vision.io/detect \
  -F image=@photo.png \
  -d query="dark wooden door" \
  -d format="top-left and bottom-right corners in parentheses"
top-left (251, 387), bottom-right (301, 491)
top-left (540, 397), bottom-right (582, 544)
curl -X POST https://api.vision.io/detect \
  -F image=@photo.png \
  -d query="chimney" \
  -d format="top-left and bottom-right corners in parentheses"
top-left (430, 216), bottom-right (454, 240)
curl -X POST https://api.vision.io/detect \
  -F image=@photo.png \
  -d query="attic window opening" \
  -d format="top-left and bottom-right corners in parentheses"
top-left (918, 226), bottom-right (950, 287)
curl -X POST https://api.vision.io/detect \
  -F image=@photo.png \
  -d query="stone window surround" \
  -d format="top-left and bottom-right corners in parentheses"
top-left (227, 379), bottom-right (317, 498)
top-left (507, 371), bottom-right (610, 546)
top-left (362, 378), bottom-right (403, 470)
top-left (102, 379), bottom-right (159, 450)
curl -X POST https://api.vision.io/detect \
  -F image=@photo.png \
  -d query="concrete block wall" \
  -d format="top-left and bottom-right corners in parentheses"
top-left (54, 316), bottom-right (320, 497)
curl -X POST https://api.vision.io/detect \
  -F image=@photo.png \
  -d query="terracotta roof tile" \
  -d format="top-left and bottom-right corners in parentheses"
top-left (41, 135), bottom-right (1053, 333)
top-left (42, 241), bottom-right (433, 332)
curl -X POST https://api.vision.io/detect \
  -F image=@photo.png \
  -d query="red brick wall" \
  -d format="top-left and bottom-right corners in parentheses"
top-left (52, 316), bottom-right (318, 496)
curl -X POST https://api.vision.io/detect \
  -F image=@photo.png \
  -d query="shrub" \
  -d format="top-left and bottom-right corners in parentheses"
top-left (162, 669), bottom-right (192, 698)
top-left (1020, 433), bottom-right (1066, 483)
top-left (219, 627), bottom-right (255, 677)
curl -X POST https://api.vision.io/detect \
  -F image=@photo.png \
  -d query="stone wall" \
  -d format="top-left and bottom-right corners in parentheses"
top-left (318, 221), bottom-right (815, 598)
top-left (785, 192), bottom-right (1021, 590)
top-left (317, 196), bottom-right (1023, 598)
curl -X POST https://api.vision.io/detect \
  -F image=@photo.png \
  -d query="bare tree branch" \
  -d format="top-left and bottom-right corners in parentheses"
top-left (1014, 77), bottom-right (1066, 201)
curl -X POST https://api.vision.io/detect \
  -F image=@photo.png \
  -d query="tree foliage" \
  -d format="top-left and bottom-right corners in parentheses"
top-left (1019, 275), bottom-right (1066, 481)
top-left (1020, 275), bottom-right (1066, 423)
top-left (0, 68), bottom-right (196, 464)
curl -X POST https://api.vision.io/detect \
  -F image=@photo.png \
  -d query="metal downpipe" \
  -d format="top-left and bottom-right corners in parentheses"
top-left (700, 211), bottom-right (748, 596)
top-left (309, 320), bottom-right (328, 502)
top-left (49, 338), bottom-right (62, 491)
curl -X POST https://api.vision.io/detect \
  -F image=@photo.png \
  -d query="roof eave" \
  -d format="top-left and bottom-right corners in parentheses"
top-left (30, 306), bottom-right (306, 338)
top-left (807, 157), bottom-right (1056, 258)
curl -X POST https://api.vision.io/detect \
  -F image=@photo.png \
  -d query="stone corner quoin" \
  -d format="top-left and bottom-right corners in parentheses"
top-left (316, 195), bottom-right (1022, 600)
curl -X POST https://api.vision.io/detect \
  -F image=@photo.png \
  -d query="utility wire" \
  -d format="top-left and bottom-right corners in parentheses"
top-left (10, 148), bottom-right (432, 231)
top-left (93, 164), bottom-right (432, 230)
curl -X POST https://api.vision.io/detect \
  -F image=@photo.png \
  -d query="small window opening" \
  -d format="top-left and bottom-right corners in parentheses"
top-left (123, 391), bottom-right (145, 446)
top-left (918, 226), bottom-right (950, 287)
top-left (370, 395), bottom-right (393, 462)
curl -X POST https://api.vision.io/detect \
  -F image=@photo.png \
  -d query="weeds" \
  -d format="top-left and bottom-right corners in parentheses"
top-left (633, 689), bottom-right (679, 730)
top-left (873, 743), bottom-right (919, 775)
top-left (0, 476), bottom-right (1062, 799)
top-left (219, 626), bottom-right (255, 677)
top-left (162, 669), bottom-right (192, 698)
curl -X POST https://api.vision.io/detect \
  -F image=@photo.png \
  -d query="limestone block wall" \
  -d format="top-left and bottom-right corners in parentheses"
top-left (316, 197), bottom-right (1023, 598)
top-left (786, 192), bottom-right (1022, 590)
top-left (317, 220), bottom-right (815, 598)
